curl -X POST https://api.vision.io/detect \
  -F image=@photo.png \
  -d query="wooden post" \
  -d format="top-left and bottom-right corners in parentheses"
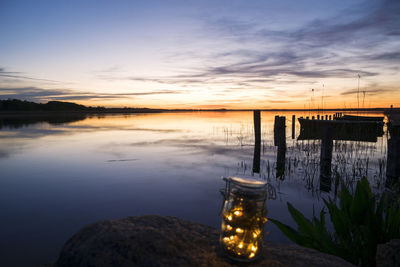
top-left (253, 110), bottom-right (261, 174)
top-left (329, 115), bottom-right (332, 120)
top-left (320, 126), bottom-right (333, 192)
top-left (274, 116), bottom-right (286, 178)
top-left (312, 116), bottom-right (315, 120)
top-left (274, 116), bottom-right (285, 146)
top-left (292, 115), bottom-right (295, 139)
top-left (317, 115), bottom-right (320, 120)
top-left (277, 144), bottom-right (286, 179)
top-left (325, 115), bottom-right (328, 120)
top-left (386, 126), bottom-right (400, 187)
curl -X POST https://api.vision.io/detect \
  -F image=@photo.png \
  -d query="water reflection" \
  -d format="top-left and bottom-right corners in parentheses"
top-left (319, 126), bottom-right (333, 192)
top-left (0, 114), bottom-right (87, 129)
top-left (0, 111), bottom-right (394, 266)
top-left (386, 114), bottom-right (400, 192)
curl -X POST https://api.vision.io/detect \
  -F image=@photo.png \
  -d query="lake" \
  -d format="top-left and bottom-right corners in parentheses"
top-left (0, 111), bottom-right (388, 266)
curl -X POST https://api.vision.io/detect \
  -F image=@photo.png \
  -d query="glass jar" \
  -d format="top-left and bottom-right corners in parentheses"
top-left (220, 176), bottom-right (268, 262)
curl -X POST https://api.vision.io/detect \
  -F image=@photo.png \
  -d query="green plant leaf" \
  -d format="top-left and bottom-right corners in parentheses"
top-left (270, 178), bottom-right (400, 267)
top-left (269, 218), bottom-right (308, 246)
top-left (287, 203), bottom-right (317, 238)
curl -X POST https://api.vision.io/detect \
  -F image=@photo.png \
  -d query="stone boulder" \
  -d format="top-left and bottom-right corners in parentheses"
top-left (55, 215), bottom-right (353, 267)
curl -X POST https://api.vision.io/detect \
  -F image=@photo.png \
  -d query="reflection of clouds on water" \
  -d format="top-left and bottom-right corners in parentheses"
top-left (65, 124), bottom-right (184, 133)
top-left (0, 150), bottom-right (9, 159)
top-left (0, 112), bottom-right (389, 190)
top-left (0, 111), bottom-right (393, 267)
top-left (0, 115), bottom-right (189, 159)
top-left (0, 115), bottom-right (87, 129)
top-left (0, 128), bottom-right (68, 139)
top-left (0, 142), bottom-right (29, 161)
top-left (106, 158), bottom-right (139, 163)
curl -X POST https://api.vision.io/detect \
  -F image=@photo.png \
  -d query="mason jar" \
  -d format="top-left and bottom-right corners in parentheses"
top-left (220, 176), bottom-right (268, 262)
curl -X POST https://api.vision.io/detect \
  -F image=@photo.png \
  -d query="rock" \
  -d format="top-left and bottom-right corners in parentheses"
top-left (55, 215), bottom-right (353, 267)
top-left (376, 239), bottom-right (400, 267)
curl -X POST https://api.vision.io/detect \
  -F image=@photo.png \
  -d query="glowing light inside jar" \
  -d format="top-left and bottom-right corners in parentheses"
top-left (220, 207), bottom-right (267, 260)
top-left (234, 210), bottom-right (242, 216)
top-left (220, 177), bottom-right (268, 261)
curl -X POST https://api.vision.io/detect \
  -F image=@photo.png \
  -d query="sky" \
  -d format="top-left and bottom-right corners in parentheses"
top-left (0, 0), bottom-right (399, 109)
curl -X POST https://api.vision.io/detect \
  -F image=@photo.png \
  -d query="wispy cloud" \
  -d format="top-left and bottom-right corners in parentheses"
top-left (96, 1), bottom-right (398, 91)
top-left (340, 87), bottom-right (396, 96)
top-left (0, 67), bottom-right (61, 83)
top-left (0, 87), bottom-right (182, 102)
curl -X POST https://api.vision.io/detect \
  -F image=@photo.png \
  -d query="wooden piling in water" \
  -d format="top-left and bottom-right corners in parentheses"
top-left (274, 116), bottom-right (285, 146)
top-left (317, 115), bottom-right (320, 120)
top-left (277, 144), bottom-right (286, 179)
top-left (329, 115), bottom-right (332, 120)
top-left (320, 125), bottom-right (333, 192)
top-left (386, 123), bottom-right (400, 187)
top-left (274, 116), bottom-right (286, 178)
top-left (253, 110), bottom-right (261, 174)
top-left (292, 115), bottom-right (295, 139)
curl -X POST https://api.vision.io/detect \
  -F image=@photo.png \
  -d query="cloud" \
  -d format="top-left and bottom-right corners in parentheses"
top-left (0, 67), bottom-right (61, 83)
top-left (0, 87), bottom-right (183, 102)
top-left (100, 0), bottom-right (397, 90)
top-left (124, 0), bottom-right (397, 89)
top-left (368, 51), bottom-right (400, 62)
top-left (340, 87), bottom-right (396, 96)
top-left (200, 0), bottom-right (399, 79)
top-left (268, 100), bottom-right (293, 104)
top-left (252, 0), bottom-right (400, 49)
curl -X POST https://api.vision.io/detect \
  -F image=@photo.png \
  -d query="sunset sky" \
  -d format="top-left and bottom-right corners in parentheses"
top-left (0, 0), bottom-right (399, 109)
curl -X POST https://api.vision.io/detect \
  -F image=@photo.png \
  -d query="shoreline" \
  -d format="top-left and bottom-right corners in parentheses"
top-left (0, 108), bottom-right (395, 117)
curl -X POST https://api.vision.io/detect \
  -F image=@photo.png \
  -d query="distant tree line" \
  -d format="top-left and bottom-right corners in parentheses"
top-left (0, 99), bottom-right (98, 111)
top-left (2, 98), bottom-right (397, 113)
top-left (0, 99), bottom-right (159, 113)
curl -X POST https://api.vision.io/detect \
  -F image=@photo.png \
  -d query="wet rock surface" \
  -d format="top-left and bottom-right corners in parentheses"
top-left (54, 215), bottom-right (354, 267)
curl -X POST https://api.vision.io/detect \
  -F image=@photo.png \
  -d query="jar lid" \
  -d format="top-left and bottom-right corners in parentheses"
top-left (223, 176), bottom-right (267, 189)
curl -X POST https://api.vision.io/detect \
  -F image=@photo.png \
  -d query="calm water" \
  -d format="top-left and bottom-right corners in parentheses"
top-left (0, 111), bottom-right (388, 266)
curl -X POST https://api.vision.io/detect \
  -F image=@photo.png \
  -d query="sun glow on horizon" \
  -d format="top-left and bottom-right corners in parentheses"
top-left (0, 0), bottom-right (399, 109)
